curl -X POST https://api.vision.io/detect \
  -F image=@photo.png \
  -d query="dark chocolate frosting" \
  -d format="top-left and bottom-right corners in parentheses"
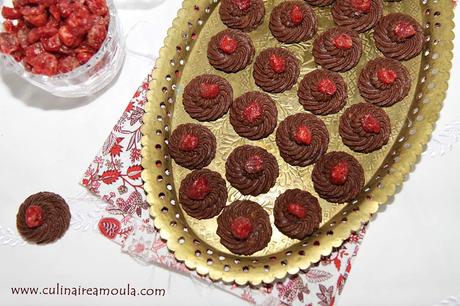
top-left (183, 74), bottom-right (233, 121)
top-left (207, 29), bottom-right (255, 73)
top-left (17, 192), bottom-right (71, 244)
top-left (169, 123), bottom-right (217, 170)
top-left (276, 113), bottom-right (330, 167)
top-left (253, 47), bottom-right (300, 93)
top-left (229, 91), bottom-right (278, 140)
top-left (225, 145), bottom-right (279, 196)
top-left (216, 200), bottom-right (272, 255)
top-left (332, 0), bottom-right (383, 33)
top-left (313, 27), bottom-right (362, 72)
top-left (274, 189), bottom-right (322, 240)
top-left (373, 13), bottom-right (424, 61)
top-left (358, 57), bottom-right (411, 107)
top-left (179, 169), bottom-right (228, 219)
top-left (219, 0), bottom-right (265, 32)
top-left (269, 1), bottom-right (317, 44)
top-left (304, 0), bottom-right (335, 6)
top-left (298, 69), bottom-right (348, 115)
top-left (312, 151), bottom-right (365, 203)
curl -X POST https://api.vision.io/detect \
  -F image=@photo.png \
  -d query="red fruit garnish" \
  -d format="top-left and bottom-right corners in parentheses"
top-left (25, 205), bottom-right (44, 228)
top-left (2, 6), bottom-right (22, 20)
top-left (179, 134), bottom-right (199, 151)
top-left (287, 203), bottom-right (306, 219)
top-left (231, 216), bottom-right (253, 240)
top-left (351, 0), bottom-right (371, 13)
top-left (29, 52), bottom-right (58, 76)
top-left (294, 125), bottom-right (312, 145)
top-left (200, 83), bottom-right (220, 99)
top-left (233, 0), bottom-right (251, 11)
top-left (24, 13), bottom-right (48, 27)
top-left (87, 24), bottom-right (107, 50)
top-left (243, 101), bottom-right (262, 123)
top-left (41, 34), bottom-right (61, 52)
top-left (186, 176), bottom-right (211, 200)
top-left (329, 161), bottom-right (349, 185)
top-left (333, 33), bottom-right (353, 50)
top-left (58, 25), bottom-right (76, 47)
top-left (58, 55), bottom-right (80, 73)
top-left (219, 35), bottom-right (238, 55)
top-left (0, 33), bottom-right (19, 54)
top-left (393, 21), bottom-right (417, 39)
top-left (269, 54), bottom-right (286, 73)
top-left (361, 114), bottom-right (381, 134)
top-left (377, 68), bottom-right (397, 85)
top-left (290, 5), bottom-right (304, 25)
top-left (86, 0), bottom-right (109, 16)
top-left (244, 154), bottom-right (264, 174)
top-left (318, 78), bottom-right (337, 95)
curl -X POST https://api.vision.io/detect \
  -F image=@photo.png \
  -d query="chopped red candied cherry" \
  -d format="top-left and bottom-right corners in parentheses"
top-left (75, 46), bottom-right (95, 64)
top-left (333, 33), bottom-right (353, 50)
top-left (287, 203), bottom-right (306, 219)
top-left (318, 78), bottom-right (337, 95)
top-left (186, 176), bottom-right (211, 200)
top-left (233, 0), bottom-right (251, 11)
top-left (19, 5), bottom-right (46, 17)
top-left (66, 8), bottom-right (93, 36)
top-left (57, 0), bottom-right (74, 18)
top-left (25, 205), bottom-right (44, 228)
top-left (29, 52), bottom-right (58, 76)
top-left (0, 33), bottom-right (20, 54)
top-left (23, 12), bottom-right (48, 27)
top-left (200, 83), bottom-right (220, 99)
top-left (329, 161), bottom-right (349, 185)
top-left (377, 68), bottom-right (397, 85)
top-left (290, 5), bottom-right (304, 25)
top-left (3, 20), bottom-right (17, 33)
top-left (41, 34), bottom-right (61, 52)
top-left (361, 114), bottom-right (381, 134)
top-left (17, 27), bottom-right (30, 49)
top-left (2, 6), bottom-right (22, 20)
top-left (231, 216), bottom-right (253, 240)
top-left (243, 101), bottom-right (262, 123)
top-left (58, 55), bottom-right (80, 73)
top-left (393, 21), bottom-right (417, 39)
top-left (351, 0), bottom-right (371, 13)
top-left (244, 154), bottom-right (264, 174)
top-left (87, 24), bottom-right (107, 50)
top-left (179, 134), bottom-right (199, 151)
top-left (294, 125), bottom-right (312, 145)
top-left (27, 28), bottom-right (41, 44)
top-left (269, 54), bottom-right (286, 73)
top-left (58, 25), bottom-right (76, 47)
top-left (219, 35), bottom-right (238, 55)
top-left (24, 42), bottom-right (45, 64)
top-left (86, 0), bottom-right (109, 16)
top-left (48, 5), bottom-right (61, 20)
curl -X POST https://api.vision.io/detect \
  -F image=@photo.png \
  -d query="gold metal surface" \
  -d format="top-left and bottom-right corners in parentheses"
top-left (141, 0), bottom-right (455, 285)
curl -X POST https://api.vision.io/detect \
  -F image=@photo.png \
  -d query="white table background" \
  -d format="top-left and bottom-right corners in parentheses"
top-left (1, 1), bottom-right (459, 305)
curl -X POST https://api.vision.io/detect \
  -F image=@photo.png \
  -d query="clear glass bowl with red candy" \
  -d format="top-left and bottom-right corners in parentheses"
top-left (0, 0), bottom-right (125, 98)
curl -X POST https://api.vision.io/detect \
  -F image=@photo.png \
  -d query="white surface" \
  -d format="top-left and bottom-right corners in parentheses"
top-left (0, 2), bottom-right (459, 306)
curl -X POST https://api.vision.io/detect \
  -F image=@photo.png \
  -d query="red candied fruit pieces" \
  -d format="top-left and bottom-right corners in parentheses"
top-left (233, 0), bottom-right (251, 11)
top-left (2, 6), bottom-right (22, 20)
top-left (87, 24), bottom-right (107, 50)
top-left (58, 55), bottom-right (80, 73)
top-left (200, 83), bottom-right (220, 99)
top-left (318, 78), bottom-right (337, 95)
top-left (294, 125), bottom-right (312, 145)
top-left (244, 154), bottom-right (264, 174)
top-left (329, 161), bottom-right (349, 185)
top-left (377, 68), bottom-right (397, 85)
top-left (41, 33), bottom-right (61, 52)
top-left (231, 216), bottom-right (253, 240)
top-left (186, 177), bottom-right (211, 200)
top-left (351, 0), bottom-right (371, 13)
top-left (29, 52), bottom-right (58, 76)
top-left (86, 0), bottom-right (109, 16)
top-left (333, 33), bottom-right (353, 50)
top-left (361, 114), bottom-right (381, 134)
top-left (0, 33), bottom-right (20, 54)
top-left (25, 205), bottom-right (44, 229)
top-left (393, 21), bottom-right (417, 40)
top-left (287, 203), bottom-right (306, 219)
top-left (269, 54), bottom-right (286, 73)
top-left (290, 5), bottom-right (304, 25)
top-left (179, 134), bottom-right (199, 151)
top-left (243, 101), bottom-right (262, 123)
top-left (219, 35), bottom-right (238, 55)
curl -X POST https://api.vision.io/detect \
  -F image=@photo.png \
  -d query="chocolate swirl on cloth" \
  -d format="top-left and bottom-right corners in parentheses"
top-left (339, 103), bottom-right (391, 153)
top-left (179, 169), bottom-right (228, 219)
top-left (253, 47), bottom-right (300, 93)
top-left (312, 151), bottom-right (365, 203)
top-left (17, 192), bottom-right (71, 244)
top-left (225, 145), bottom-right (279, 196)
top-left (229, 91), bottom-right (278, 140)
top-left (358, 57), bottom-right (411, 107)
top-left (269, 1), bottom-right (317, 44)
top-left (373, 13), bottom-right (424, 61)
top-left (313, 27), bottom-right (362, 72)
top-left (168, 123), bottom-right (216, 170)
top-left (217, 200), bottom-right (272, 255)
top-left (183, 74), bottom-right (233, 121)
top-left (207, 29), bottom-right (255, 73)
top-left (276, 113), bottom-right (329, 167)
top-left (298, 69), bottom-right (348, 115)
top-left (305, 0), bottom-right (335, 6)
top-left (219, 0), bottom-right (265, 32)
top-left (274, 189), bottom-right (322, 240)
top-left (332, 0), bottom-right (383, 33)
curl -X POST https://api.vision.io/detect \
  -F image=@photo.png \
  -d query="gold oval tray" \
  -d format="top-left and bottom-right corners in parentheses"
top-left (141, 0), bottom-right (454, 285)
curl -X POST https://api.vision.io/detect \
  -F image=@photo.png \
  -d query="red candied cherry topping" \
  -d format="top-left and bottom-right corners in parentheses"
top-left (333, 33), bottom-right (353, 50)
top-left (330, 161), bottom-right (349, 185)
top-left (25, 205), bottom-right (44, 229)
top-left (377, 68), bottom-right (397, 85)
top-left (294, 125), bottom-right (312, 145)
top-left (231, 216), bottom-right (253, 240)
top-left (361, 114), bottom-right (381, 134)
top-left (393, 21), bottom-right (417, 39)
top-left (244, 154), bottom-right (264, 174)
top-left (318, 78), bottom-right (337, 95)
top-left (186, 176), bottom-right (211, 200)
top-left (200, 83), bottom-right (220, 99)
top-left (219, 35), bottom-right (238, 55)
top-left (243, 101), bottom-right (262, 123)
top-left (287, 203), bottom-right (306, 219)
top-left (290, 5), bottom-right (304, 25)
top-left (351, 0), bottom-right (371, 13)
top-left (233, 0), bottom-right (251, 11)
top-left (269, 54), bottom-right (286, 74)
top-left (179, 134), bottom-right (199, 151)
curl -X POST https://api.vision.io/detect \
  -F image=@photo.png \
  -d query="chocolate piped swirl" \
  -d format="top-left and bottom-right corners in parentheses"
top-left (374, 13), bottom-right (424, 61)
top-left (225, 145), bottom-right (279, 196)
top-left (219, 0), bottom-right (265, 32)
top-left (358, 57), bottom-right (411, 107)
top-left (276, 113), bottom-right (330, 167)
top-left (305, 0), bottom-right (335, 6)
top-left (207, 29), bottom-right (255, 73)
top-left (298, 69), bottom-right (348, 115)
top-left (274, 189), bottom-right (322, 240)
top-left (253, 47), bottom-right (300, 93)
top-left (313, 27), bottom-right (362, 72)
top-left (183, 74), bottom-right (233, 121)
top-left (179, 169), bottom-right (228, 219)
top-left (332, 0), bottom-right (383, 33)
top-left (229, 91), bottom-right (278, 140)
top-left (269, 1), bottom-right (317, 44)
top-left (217, 200), bottom-right (272, 255)
top-left (312, 151), bottom-right (365, 203)
top-left (17, 192), bottom-right (71, 244)
top-left (169, 123), bottom-right (217, 170)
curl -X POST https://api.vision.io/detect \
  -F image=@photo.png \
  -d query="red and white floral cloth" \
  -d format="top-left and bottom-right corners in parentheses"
top-left (81, 75), bottom-right (367, 306)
